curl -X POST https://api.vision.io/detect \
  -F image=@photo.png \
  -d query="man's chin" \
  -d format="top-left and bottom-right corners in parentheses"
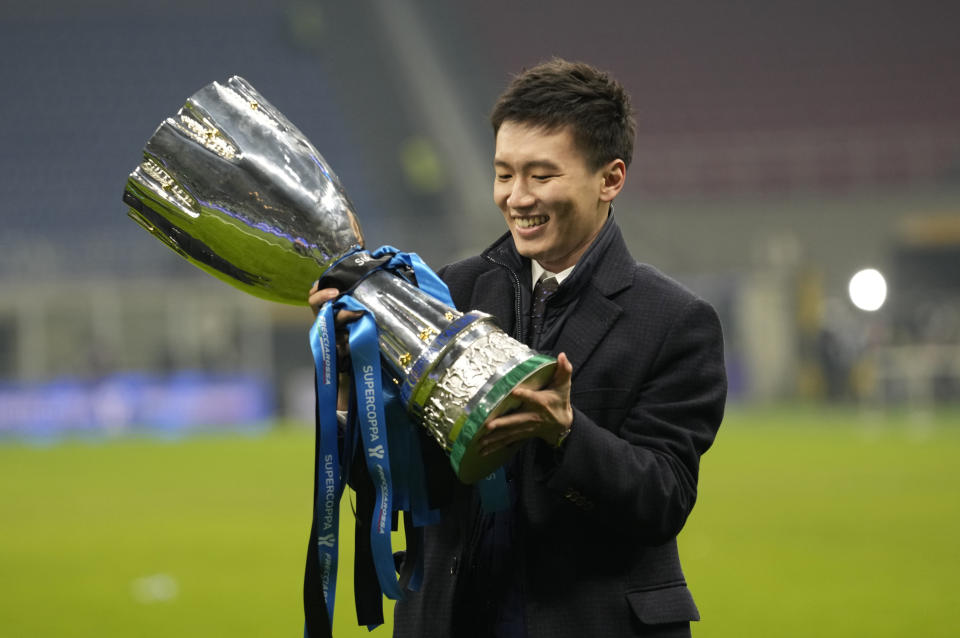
top-left (513, 241), bottom-right (542, 262)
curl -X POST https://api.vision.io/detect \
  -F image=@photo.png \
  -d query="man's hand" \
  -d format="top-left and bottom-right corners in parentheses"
top-left (308, 282), bottom-right (363, 410)
top-left (308, 281), bottom-right (361, 357)
top-left (477, 352), bottom-right (574, 455)
top-left (309, 281), bottom-right (364, 324)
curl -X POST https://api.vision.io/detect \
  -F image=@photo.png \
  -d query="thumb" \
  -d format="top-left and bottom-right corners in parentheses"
top-left (509, 353), bottom-right (574, 401)
top-left (552, 352), bottom-right (573, 387)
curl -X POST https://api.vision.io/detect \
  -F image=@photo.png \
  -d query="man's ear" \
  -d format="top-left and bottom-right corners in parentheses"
top-left (599, 159), bottom-right (626, 202)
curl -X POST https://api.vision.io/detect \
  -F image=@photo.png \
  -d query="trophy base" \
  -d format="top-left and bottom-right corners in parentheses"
top-left (450, 357), bottom-right (557, 484)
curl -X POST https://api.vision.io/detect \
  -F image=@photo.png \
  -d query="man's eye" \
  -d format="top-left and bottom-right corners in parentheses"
top-left (496, 174), bottom-right (512, 181)
top-left (532, 175), bottom-right (554, 181)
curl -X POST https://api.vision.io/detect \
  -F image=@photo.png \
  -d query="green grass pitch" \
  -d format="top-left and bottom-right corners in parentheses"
top-left (1, 406), bottom-right (958, 637)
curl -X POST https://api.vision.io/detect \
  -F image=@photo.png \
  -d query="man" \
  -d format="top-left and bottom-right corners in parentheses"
top-left (310, 59), bottom-right (726, 638)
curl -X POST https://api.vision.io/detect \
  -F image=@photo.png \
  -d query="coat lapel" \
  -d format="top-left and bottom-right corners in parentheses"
top-left (549, 219), bottom-right (635, 380)
top-left (551, 285), bottom-right (621, 381)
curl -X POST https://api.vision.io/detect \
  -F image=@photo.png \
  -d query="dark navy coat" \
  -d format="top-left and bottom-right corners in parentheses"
top-left (394, 216), bottom-right (726, 638)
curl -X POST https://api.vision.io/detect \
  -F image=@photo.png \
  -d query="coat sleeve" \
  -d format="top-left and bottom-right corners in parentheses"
top-left (541, 295), bottom-right (727, 544)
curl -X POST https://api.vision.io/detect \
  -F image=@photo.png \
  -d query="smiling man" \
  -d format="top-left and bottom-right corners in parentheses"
top-left (310, 58), bottom-right (727, 638)
top-left (391, 59), bottom-right (728, 638)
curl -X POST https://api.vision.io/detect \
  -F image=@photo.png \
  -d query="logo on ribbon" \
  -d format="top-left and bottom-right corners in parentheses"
top-left (317, 533), bottom-right (335, 548)
top-left (368, 444), bottom-right (385, 460)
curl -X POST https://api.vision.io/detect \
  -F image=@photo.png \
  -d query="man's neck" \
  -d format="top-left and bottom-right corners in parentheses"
top-left (529, 207), bottom-right (614, 288)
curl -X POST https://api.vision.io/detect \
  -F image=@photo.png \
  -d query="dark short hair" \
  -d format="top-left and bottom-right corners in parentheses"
top-left (490, 58), bottom-right (635, 170)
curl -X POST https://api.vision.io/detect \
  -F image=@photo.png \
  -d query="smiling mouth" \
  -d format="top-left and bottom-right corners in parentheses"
top-left (514, 215), bottom-right (549, 229)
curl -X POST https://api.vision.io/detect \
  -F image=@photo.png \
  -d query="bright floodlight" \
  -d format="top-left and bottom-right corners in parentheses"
top-left (849, 268), bottom-right (887, 311)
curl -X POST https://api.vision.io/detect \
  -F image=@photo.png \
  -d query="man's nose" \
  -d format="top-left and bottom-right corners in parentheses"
top-left (507, 178), bottom-right (535, 208)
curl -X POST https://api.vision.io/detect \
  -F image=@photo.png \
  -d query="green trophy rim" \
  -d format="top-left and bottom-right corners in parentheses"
top-left (449, 354), bottom-right (556, 483)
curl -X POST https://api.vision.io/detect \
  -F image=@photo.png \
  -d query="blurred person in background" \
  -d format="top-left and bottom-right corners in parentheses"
top-left (310, 58), bottom-right (726, 638)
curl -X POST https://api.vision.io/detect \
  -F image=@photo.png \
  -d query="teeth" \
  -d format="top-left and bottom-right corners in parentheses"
top-left (515, 216), bottom-right (548, 228)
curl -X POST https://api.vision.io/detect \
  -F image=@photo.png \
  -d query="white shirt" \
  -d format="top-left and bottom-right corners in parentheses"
top-left (531, 261), bottom-right (575, 290)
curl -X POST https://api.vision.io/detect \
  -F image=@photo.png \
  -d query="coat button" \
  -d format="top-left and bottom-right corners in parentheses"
top-left (450, 556), bottom-right (459, 575)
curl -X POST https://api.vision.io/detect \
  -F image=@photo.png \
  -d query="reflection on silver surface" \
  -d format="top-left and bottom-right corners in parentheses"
top-left (123, 76), bottom-right (363, 305)
top-left (123, 77), bottom-right (554, 482)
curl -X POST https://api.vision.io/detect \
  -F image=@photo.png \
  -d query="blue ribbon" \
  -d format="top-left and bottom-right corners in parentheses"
top-left (339, 295), bottom-right (405, 602)
top-left (373, 246), bottom-right (454, 306)
top-left (308, 303), bottom-right (346, 630)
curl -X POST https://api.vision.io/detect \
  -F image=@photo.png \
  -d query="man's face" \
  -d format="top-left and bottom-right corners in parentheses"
top-left (494, 121), bottom-right (611, 273)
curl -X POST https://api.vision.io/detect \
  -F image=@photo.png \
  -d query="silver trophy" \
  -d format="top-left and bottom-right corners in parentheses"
top-left (123, 76), bottom-right (555, 483)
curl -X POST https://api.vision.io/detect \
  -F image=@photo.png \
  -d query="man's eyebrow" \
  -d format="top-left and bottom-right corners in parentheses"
top-left (493, 159), bottom-right (562, 172)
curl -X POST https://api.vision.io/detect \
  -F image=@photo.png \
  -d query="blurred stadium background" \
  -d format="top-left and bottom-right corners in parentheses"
top-left (1, 0), bottom-right (958, 636)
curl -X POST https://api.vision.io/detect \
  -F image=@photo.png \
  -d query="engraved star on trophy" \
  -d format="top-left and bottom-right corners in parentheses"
top-left (122, 76), bottom-right (555, 483)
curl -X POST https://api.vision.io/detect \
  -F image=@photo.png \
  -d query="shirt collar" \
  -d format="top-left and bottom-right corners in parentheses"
top-left (531, 260), bottom-right (575, 289)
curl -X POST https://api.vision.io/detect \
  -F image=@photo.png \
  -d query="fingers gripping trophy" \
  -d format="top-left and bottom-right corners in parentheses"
top-left (122, 76), bottom-right (556, 631)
